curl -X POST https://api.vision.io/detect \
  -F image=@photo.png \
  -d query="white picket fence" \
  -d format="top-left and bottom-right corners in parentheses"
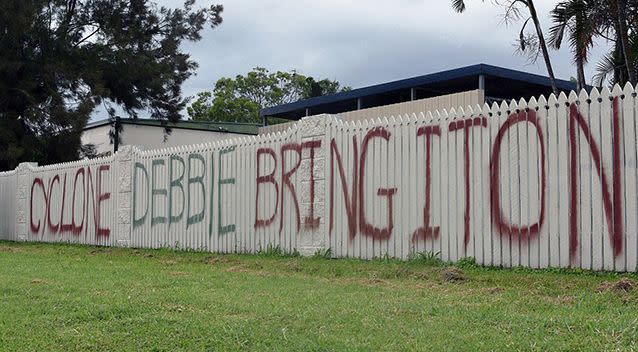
top-left (1, 84), bottom-right (637, 272)
top-left (0, 169), bottom-right (16, 240)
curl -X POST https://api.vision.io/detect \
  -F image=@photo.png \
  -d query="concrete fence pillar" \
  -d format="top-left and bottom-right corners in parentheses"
top-left (297, 115), bottom-right (329, 256)
top-left (15, 162), bottom-right (36, 241)
top-left (115, 146), bottom-right (134, 247)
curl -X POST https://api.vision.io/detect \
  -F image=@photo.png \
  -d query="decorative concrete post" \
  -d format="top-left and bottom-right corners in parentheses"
top-left (115, 146), bottom-right (134, 247)
top-left (15, 162), bottom-right (37, 241)
top-left (297, 114), bottom-right (329, 256)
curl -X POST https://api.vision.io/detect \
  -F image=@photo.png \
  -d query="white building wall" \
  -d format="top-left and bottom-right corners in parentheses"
top-left (82, 123), bottom-right (247, 155)
top-left (81, 125), bottom-right (112, 155)
top-left (121, 124), bottom-right (243, 151)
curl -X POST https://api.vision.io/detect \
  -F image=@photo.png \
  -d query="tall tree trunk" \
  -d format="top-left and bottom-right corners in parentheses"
top-left (613, 32), bottom-right (628, 85)
top-left (527, 0), bottom-right (559, 95)
top-left (616, 0), bottom-right (636, 84)
top-left (576, 55), bottom-right (586, 92)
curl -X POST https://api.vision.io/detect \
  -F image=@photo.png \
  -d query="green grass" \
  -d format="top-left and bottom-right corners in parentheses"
top-left (1, 241), bottom-right (638, 351)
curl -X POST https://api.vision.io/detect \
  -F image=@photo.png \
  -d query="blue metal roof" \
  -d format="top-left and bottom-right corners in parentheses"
top-left (260, 63), bottom-right (579, 118)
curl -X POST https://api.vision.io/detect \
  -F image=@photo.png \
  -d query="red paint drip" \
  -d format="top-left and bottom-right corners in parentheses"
top-left (302, 140), bottom-right (322, 229)
top-left (449, 117), bottom-right (488, 249)
top-left (280, 143), bottom-right (302, 235)
top-left (359, 127), bottom-right (397, 241)
top-left (329, 137), bottom-right (359, 240)
top-left (412, 124), bottom-right (442, 243)
top-left (30, 178), bottom-right (46, 234)
top-left (490, 110), bottom-right (546, 241)
top-left (46, 175), bottom-right (61, 234)
top-left (254, 148), bottom-right (279, 228)
top-left (568, 100), bottom-right (623, 261)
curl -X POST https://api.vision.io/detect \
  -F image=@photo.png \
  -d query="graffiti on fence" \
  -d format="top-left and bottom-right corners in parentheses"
top-left (131, 147), bottom-right (237, 237)
top-left (327, 98), bottom-right (623, 262)
top-left (30, 165), bottom-right (111, 238)
top-left (23, 91), bottom-right (630, 266)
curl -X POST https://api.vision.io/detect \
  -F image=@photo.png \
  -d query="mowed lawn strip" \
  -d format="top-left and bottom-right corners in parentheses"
top-left (0, 241), bottom-right (637, 351)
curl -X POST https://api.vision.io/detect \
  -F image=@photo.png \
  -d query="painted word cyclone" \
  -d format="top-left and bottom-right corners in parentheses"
top-left (30, 165), bottom-right (111, 238)
top-left (27, 96), bottom-right (627, 264)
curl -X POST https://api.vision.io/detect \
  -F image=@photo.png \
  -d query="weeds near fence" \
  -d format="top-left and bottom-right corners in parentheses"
top-left (456, 256), bottom-right (478, 268)
top-left (256, 244), bottom-right (300, 258)
top-left (408, 251), bottom-right (444, 266)
top-left (312, 248), bottom-right (332, 259)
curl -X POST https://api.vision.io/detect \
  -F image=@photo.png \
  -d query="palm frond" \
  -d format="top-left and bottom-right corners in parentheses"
top-left (593, 51), bottom-right (618, 87)
top-left (451, 0), bottom-right (466, 13)
top-left (549, 2), bottom-right (570, 49)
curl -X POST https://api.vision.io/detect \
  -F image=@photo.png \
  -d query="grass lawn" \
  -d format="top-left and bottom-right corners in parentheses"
top-left (1, 241), bottom-right (638, 351)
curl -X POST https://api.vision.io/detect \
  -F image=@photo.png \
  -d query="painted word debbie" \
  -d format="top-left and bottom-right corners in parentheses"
top-left (132, 147), bottom-right (237, 237)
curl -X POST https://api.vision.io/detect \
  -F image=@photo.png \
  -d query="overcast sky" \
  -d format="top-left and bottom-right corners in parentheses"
top-left (103, 0), bottom-right (612, 120)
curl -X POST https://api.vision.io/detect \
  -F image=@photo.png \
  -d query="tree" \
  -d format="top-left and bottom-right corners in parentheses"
top-left (549, 0), bottom-right (638, 87)
top-left (452, 0), bottom-right (559, 95)
top-left (0, 0), bottom-right (223, 171)
top-left (615, 0), bottom-right (636, 84)
top-left (187, 67), bottom-right (350, 123)
top-left (601, 0), bottom-right (637, 86)
top-left (549, 0), bottom-right (599, 91)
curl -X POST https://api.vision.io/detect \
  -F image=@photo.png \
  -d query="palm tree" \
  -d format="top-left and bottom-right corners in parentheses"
top-left (549, 0), bottom-right (598, 91)
top-left (452, 0), bottom-right (559, 95)
top-left (549, 0), bottom-right (637, 87)
top-left (615, 0), bottom-right (636, 84)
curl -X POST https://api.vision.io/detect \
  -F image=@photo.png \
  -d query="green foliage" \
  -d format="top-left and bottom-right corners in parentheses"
top-left (457, 256), bottom-right (478, 268)
top-left (256, 244), bottom-right (300, 258)
top-left (0, 0), bottom-right (223, 170)
top-left (187, 67), bottom-right (350, 123)
top-left (312, 248), bottom-right (332, 259)
top-left (408, 251), bottom-right (444, 266)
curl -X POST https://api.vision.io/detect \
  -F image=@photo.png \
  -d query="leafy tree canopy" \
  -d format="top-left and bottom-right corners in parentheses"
top-left (187, 67), bottom-right (351, 123)
top-left (0, 0), bottom-right (223, 170)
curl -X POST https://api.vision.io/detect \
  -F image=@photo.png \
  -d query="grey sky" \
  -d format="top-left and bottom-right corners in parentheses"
top-left (102, 0), bottom-right (612, 120)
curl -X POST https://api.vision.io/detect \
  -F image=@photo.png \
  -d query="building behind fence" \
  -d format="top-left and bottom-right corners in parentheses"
top-left (1, 84), bottom-right (637, 272)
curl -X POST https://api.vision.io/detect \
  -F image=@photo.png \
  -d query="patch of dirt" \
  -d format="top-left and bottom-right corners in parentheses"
top-left (247, 262), bottom-right (264, 270)
top-left (89, 248), bottom-right (113, 255)
top-left (254, 270), bottom-right (275, 277)
top-left (413, 268), bottom-right (438, 280)
top-left (227, 265), bottom-right (250, 273)
top-left (486, 287), bottom-right (504, 294)
top-left (598, 278), bottom-right (635, 293)
top-left (392, 267), bottom-right (413, 279)
top-left (366, 277), bottom-right (389, 285)
top-left (160, 259), bottom-right (178, 265)
top-left (621, 295), bottom-right (635, 305)
top-left (442, 267), bottom-right (466, 283)
top-left (204, 256), bottom-right (235, 265)
top-left (30, 278), bottom-right (47, 284)
top-left (0, 246), bottom-right (20, 253)
top-left (548, 295), bottom-right (575, 305)
top-left (144, 253), bottom-right (154, 258)
top-left (285, 260), bottom-right (302, 272)
top-left (169, 271), bottom-right (187, 277)
top-left (365, 272), bottom-right (390, 286)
